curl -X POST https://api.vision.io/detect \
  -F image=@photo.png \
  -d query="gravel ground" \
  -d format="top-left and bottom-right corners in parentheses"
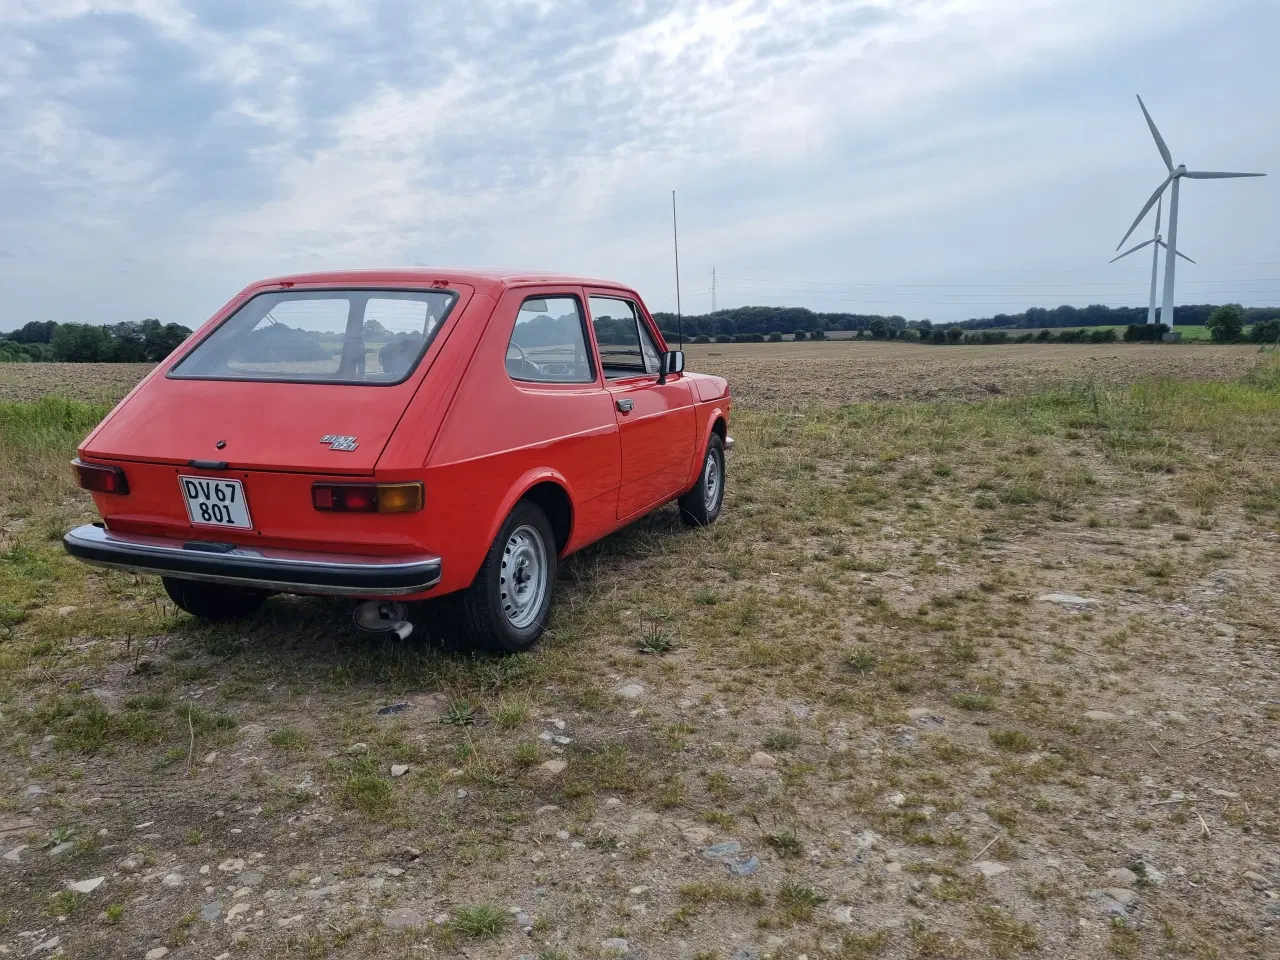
top-left (1, 354), bottom-right (1277, 959)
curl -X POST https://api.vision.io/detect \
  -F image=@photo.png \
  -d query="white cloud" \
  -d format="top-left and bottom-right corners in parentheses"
top-left (1, 0), bottom-right (1277, 326)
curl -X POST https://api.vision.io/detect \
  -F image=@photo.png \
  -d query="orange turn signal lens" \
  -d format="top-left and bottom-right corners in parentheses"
top-left (374, 483), bottom-right (424, 514)
top-left (312, 482), bottom-right (423, 514)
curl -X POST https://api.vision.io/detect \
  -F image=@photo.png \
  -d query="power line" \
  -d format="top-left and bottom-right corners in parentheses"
top-left (713, 276), bottom-right (1280, 289)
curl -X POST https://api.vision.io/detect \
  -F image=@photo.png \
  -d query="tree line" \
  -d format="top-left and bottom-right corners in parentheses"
top-left (4, 300), bottom-right (1277, 364)
top-left (953, 303), bottom-right (1280, 330)
top-left (0, 320), bottom-right (192, 363)
top-left (652, 305), bottom-right (910, 339)
top-left (651, 302), bottom-right (1280, 340)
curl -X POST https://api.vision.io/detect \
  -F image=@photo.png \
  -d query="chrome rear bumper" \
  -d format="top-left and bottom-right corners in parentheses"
top-left (63, 524), bottom-right (442, 597)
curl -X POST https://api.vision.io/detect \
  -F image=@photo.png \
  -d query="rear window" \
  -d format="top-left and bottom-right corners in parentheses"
top-left (169, 289), bottom-right (458, 384)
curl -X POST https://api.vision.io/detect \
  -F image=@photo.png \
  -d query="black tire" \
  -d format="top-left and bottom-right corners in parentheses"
top-left (162, 577), bottom-right (266, 621)
top-left (458, 500), bottom-right (557, 654)
top-left (679, 434), bottom-right (726, 527)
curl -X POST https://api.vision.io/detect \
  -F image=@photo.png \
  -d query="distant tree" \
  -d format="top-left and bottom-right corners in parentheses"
top-left (868, 317), bottom-right (888, 340)
top-left (792, 329), bottom-right (806, 341)
top-left (363, 318), bottom-right (393, 340)
top-left (4, 320), bottom-right (58, 344)
top-left (693, 334), bottom-right (711, 344)
top-left (945, 326), bottom-right (963, 343)
top-left (810, 328), bottom-right (825, 340)
top-left (108, 322), bottom-right (148, 362)
top-left (1089, 328), bottom-right (1118, 343)
top-left (1249, 318), bottom-right (1280, 344)
top-left (969, 330), bottom-right (1010, 344)
top-left (930, 328), bottom-right (946, 345)
top-left (768, 331), bottom-right (783, 342)
top-left (52, 323), bottom-right (113, 361)
top-left (0, 340), bottom-right (40, 362)
top-left (1206, 304), bottom-right (1246, 342)
top-left (1124, 323), bottom-right (1168, 343)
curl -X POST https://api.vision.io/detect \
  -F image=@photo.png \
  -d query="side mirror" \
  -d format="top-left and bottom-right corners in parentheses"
top-left (658, 350), bottom-right (684, 383)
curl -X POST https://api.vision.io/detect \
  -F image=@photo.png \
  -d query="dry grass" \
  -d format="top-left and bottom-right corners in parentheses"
top-left (0, 344), bottom-right (1265, 411)
top-left (682, 339), bottom-right (1266, 406)
top-left (0, 354), bottom-right (1277, 958)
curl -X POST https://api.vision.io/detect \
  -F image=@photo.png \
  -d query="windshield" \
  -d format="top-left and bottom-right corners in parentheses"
top-left (169, 288), bottom-right (458, 384)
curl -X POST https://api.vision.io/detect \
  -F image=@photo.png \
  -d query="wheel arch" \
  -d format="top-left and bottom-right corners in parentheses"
top-left (682, 405), bottom-right (729, 492)
top-left (485, 468), bottom-right (576, 559)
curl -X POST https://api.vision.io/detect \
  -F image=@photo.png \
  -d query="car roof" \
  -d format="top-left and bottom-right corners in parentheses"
top-left (251, 268), bottom-right (636, 292)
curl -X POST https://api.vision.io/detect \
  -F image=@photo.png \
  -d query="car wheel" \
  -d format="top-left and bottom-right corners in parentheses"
top-left (679, 433), bottom-right (726, 527)
top-left (162, 577), bottom-right (266, 621)
top-left (459, 500), bottom-right (557, 653)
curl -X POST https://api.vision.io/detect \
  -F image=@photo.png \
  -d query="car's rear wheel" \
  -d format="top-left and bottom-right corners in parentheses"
top-left (678, 433), bottom-right (726, 527)
top-left (458, 500), bottom-right (557, 653)
top-left (162, 577), bottom-right (266, 621)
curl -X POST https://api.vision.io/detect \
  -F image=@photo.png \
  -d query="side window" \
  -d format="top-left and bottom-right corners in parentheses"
top-left (506, 295), bottom-right (594, 383)
top-left (589, 296), bottom-right (659, 379)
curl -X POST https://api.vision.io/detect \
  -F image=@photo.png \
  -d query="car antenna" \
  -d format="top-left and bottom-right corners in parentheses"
top-left (671, 189), bottom-right (683, 349)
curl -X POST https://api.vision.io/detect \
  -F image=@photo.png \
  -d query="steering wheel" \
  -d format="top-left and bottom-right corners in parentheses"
top-left (506, 342), bottom-right (530, 377)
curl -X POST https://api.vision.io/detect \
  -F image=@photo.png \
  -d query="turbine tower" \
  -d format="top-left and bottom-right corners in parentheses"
top-left (1116, 95), bottom-right (1265, 327)
top-left (1110, 198), bottom-right (1195, 326)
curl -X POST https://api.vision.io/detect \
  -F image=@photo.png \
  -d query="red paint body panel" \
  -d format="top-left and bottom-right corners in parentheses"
top-left (75, 269), bottom-right (731, 600)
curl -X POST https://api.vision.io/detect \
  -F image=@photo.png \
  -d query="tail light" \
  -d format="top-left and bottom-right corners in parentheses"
top-left (312, 482), bottom-right (423, 514)
top-left (73, 459), bottom-right (129, 495)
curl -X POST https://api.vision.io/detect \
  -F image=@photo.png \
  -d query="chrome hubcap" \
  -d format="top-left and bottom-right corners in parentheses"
top-left (500, 524), bottom-right (548, 630)
top-left (703, 450), bottom-right (722, 511)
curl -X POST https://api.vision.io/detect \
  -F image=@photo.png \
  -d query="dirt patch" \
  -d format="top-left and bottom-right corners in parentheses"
top-left (0, 363), bottom-right (154, 405)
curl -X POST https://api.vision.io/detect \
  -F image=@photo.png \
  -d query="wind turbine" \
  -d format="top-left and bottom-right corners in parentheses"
top-left (1116, 95), bottom-right (1265, 327)
top-left (1110, 198), bottom-right (1195, 326)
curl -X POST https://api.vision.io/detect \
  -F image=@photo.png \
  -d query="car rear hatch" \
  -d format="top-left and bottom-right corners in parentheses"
top-left (81, 282), bottom-right (477, 476)
top-left (82, 378), bottom-right (414, 476)
top-left (75, 282), bottom-right (480, 552)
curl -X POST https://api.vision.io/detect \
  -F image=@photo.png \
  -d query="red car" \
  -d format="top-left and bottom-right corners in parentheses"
top-left (63, 270), bottom-right (732, 652)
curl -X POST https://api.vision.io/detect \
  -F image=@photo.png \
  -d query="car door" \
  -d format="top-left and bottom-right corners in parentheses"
top-left (585, 292), bottom-right (696, 519)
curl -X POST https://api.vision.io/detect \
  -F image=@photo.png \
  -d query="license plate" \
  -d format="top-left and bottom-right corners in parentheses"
top-left (178, 476), bottom-right (253, 529)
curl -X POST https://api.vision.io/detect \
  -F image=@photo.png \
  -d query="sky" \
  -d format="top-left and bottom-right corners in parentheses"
top-left (2, 0), bottom-right (1278, 329)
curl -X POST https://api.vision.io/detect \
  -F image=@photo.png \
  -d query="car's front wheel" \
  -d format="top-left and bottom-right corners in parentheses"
top-left (162, 577), bottom-right (266, 621)
top-left (458, 500), bottom-right (557, 653)
top-left (678, 433), bottom-right (726, 527)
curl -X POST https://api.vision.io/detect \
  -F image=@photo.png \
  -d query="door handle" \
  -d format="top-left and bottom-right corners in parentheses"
top-left (616, 398), bottom-right (633, 413)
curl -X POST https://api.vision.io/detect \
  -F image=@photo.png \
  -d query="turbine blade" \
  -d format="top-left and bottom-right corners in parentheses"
top-left (1155, 240), bottom-right (1195, 264)
top-left (1110, 238), bottom-right (1156, 263)
top-left (1154, 196), bottom-right (1161, 235)
top-left (1183, 171), bottom-right (1266, 179)
top-left (1116, 173), bottom-right (1173, 249)
top-left (1137, 95), bottom-right (1173, 172)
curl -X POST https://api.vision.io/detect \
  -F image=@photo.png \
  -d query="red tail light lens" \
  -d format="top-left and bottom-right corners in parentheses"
top-left (73, 459), bottom-right (129, 495)
top-left (312, 482), bottom-right (423, 514)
